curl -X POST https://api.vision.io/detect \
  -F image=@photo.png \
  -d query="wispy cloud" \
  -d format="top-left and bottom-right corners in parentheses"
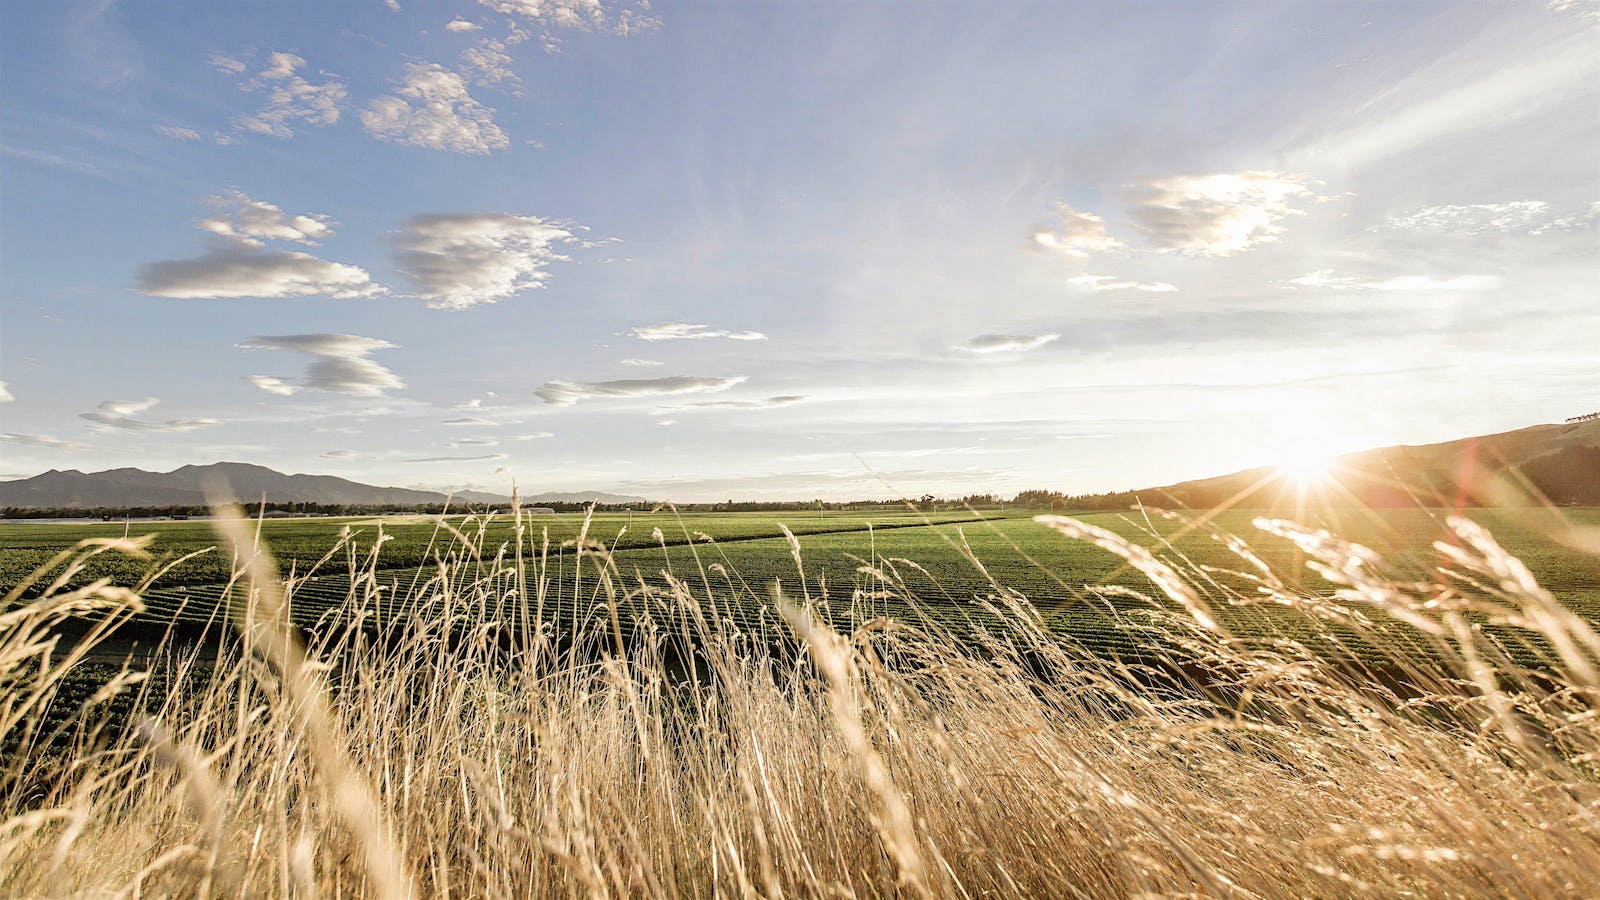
top-left (1031, 204), bottom-right (1123, 258)
top-left (0, 382), bottom-right (11, 403)
top-left (620, 357), bottom-right (663, 366)
top-left (155, 125), bottom-right (202, 141)
top-left (1287, 270), bottom-right (1503, 292)
top-left (362, 63), bottom-right (508, 154)
top-left (443, 416), bottom-right (493, 425)
top-left (537, 375), bottom-right (747, 406)
top-left (2, 432), bottom-right (88, 451)
top-left (1066, 274), bottom-right (1177, 293)
top-left (391, 211), bottom-right (580, 308)
top-left (1384, 200), bottom-right (1599, 236)
top-left (445, 19), bottom-right (481, 32)
top-left (80, 398), bottom-right (217, 432)
top-left (230, 52), bottom-right (347, 139)
top-left (628, 323), bottom-right (767, 342)
top-left (482, 0), bottom-right (661, 48)
top-left (675, 395), bottom-right (807, 410)
top-left (238, 333), bottom-right (404, 395)
top-left (956, 334), bottom-right (1059, 354)
top-left (198, 190), bottom-right (334, 245)
top-left (405, 452), bottom-right (507, 463)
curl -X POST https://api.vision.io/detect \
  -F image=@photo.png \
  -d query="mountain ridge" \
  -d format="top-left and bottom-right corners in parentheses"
top-left (0, 462), bottom-right (649, 508)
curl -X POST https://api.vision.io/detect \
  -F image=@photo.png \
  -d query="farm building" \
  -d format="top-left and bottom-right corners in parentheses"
top-left (525, 507), bottom-right (556, 515)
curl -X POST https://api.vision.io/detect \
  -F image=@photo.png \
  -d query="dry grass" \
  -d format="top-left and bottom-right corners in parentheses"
top-left (2, 504), bottom-right (1599, 898)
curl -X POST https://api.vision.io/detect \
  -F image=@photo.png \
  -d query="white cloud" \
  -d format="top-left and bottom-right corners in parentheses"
top-left (620, 358), bottom-right (663, 366)
top-left (384, 0), bottom-right (401, 10)
top-left (0, 381), bottom-right (11, 403)
top-left (1298, 34), bottom-right (1597, 169)
top-left (406, 453), bottom-right (508, 463)
top-left (628, 323), bottom-right (768, 342)
top-left (80, 398), bottom-right (217, 432)
top-left (1287, 270), bottom-right (1503, 292)
top-left (1546, 0), bottom-right (1600, 22)
top-left (460, 39), bottom-right (519, 87)
top-left (2, 432), bottom-right (88, 451)
top-left (1124, 172), bottom-right (1315, 257)
top-left (391, 211), bottom-right (579, 308)
top-left (238, 334), bottom-right (405, 396)
top-left (450, 437), bottom-right (499, 447)
top-left (508, 432), bottom-right (554, 440)
top-left (137, 195), bottom-right (381, 300)
top-left (361, 63), bottom-right (508, 154)
top-left (537, 375), bottom-right (747, 406)
top-left (956, 334), bottom-right (1059, 354)
top-left (233, 52), bottom-right (346, 139)
top-left (677, 395), bottom-right (807, 410)
top-left (198, 191), bottom-right (334, 245)
top-left (444, 416), bottom-right (493, 425)
top-left (446, 19), bottom-right (482, 32)
top-left (1065, 274), bottom-right (1178, 293)
top-left (136, 243), bottom-right (383, 299)
top-left (246, 375), bottom-right (300, 396)
top-left (479, 0), bottom-right (661, 39)
top-left (1031, 204), bottom-right (1123, 258)
top-left (155, 125), bottom-right (202, 141)
top-left (1385, 201), bottom-right (1600, 236)
top-left (208, 53), bottom-right (246, 74)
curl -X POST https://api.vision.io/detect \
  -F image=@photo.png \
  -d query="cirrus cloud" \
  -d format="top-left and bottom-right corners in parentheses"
top-left (80, 398), bottom-right (217, 432)
top-left (2, 432), bottom-right (88, 451)
top-left (536, 375), bottom-right (747, 406)
top-left (1065, 274), bottom-right (1178, 293)
top-left (956, 334), bottom-right (1060, 354)
top-left (628, 323), bottom-right (768, 342)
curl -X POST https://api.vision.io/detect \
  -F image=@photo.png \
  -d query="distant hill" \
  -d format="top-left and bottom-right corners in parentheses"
top-left (1121, 419), bottom-right (1600, 509)
top-left (0, 462), bottom-right (649, 509)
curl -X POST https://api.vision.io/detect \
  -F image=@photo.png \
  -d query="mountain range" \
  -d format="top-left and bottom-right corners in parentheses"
top-left (0, 463), bottom-right (648, 509)
top-left (1, 419), bottom-right (1594, 510)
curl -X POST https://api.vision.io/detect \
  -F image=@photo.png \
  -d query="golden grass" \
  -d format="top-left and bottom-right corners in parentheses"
top-left (2, 504), bottom-right (1599, 898)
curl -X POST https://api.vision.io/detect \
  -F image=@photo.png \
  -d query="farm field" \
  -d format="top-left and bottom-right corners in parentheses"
top-left (8, 506), bottom-right (1598, 672)
top-left (0, 508), bottom-right (1008, 597)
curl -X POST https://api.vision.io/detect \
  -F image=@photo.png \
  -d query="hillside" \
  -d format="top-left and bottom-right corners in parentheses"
top-left (1126, 419), bottom-right (1600, 509)
top-left (0, 463), bottom-right (647, 509)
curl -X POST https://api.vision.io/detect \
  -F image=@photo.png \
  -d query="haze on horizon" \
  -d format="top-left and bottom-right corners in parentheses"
top-left (1, 0), bottom-right (1596, 503)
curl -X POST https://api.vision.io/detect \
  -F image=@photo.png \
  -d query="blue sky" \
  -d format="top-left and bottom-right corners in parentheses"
top-left (1, 0), bottom-right (1596, 501)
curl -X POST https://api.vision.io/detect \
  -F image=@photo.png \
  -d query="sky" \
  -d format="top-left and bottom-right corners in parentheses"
top-left (1, 0), bottom-right (1597, 502)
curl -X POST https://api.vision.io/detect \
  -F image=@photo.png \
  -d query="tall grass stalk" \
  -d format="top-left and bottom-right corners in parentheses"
top-left (2, 510), bottom-right (1599, 897)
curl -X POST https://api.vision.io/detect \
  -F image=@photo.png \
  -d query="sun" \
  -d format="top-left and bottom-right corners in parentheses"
top-left (1276, 444), bottom-right (1335, 487)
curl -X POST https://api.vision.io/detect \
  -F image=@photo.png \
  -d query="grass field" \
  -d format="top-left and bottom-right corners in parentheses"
top-left (5, 505), bottom-right (1600, 896)
top-left (6, 506), bottom-right (1597, 665)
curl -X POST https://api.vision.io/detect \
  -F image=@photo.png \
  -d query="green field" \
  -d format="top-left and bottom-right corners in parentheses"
top-left (6, 506), bottom-right (1598, 671)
